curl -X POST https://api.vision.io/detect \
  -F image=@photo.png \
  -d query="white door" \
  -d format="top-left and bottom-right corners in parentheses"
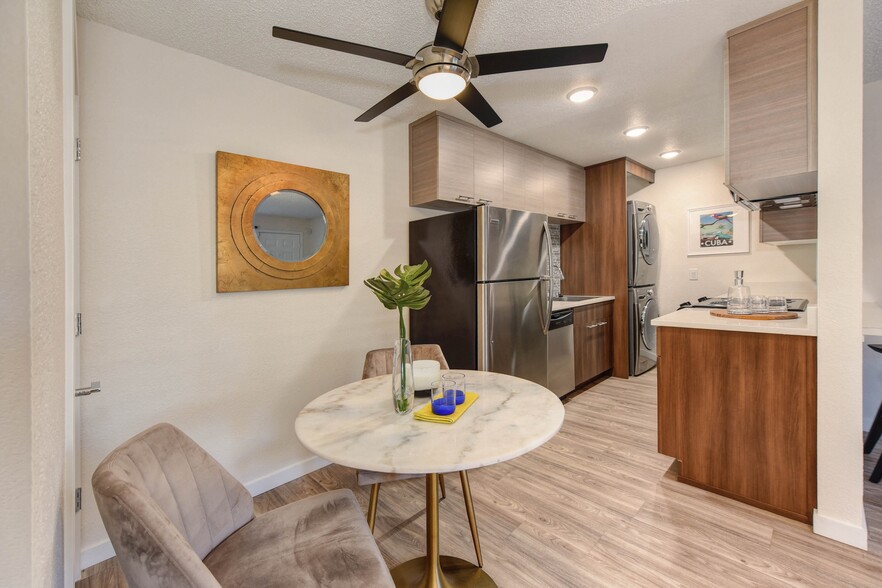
top-left (257, 230), bottom-right (303, 261)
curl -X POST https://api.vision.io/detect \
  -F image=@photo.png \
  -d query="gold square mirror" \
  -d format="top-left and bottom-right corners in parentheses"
top-left (217, 151), bottom-right (349, 292)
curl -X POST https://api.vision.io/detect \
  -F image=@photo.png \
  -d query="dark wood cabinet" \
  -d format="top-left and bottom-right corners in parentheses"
top-left (657, 326), bottom-right (817, 523)
top-left (561, 158), bottom-right (654, 379)
top-left (573, 302), bottom-right (613, 385)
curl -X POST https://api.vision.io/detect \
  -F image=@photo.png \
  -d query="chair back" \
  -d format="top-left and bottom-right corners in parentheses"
top-left (362, 344), bottom-right (449, 379)
top-left (92, 423), bottom-right (254, 588)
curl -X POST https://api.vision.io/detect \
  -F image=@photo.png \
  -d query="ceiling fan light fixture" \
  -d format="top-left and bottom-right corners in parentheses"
top-left (417, 69), bottom-right (469, 100)
top-left (659, 149), bottom-right (682, 159)
top-left (567, 86), bottom-right (597, 103)
top-left (624, 126), bottom-right (649, 137)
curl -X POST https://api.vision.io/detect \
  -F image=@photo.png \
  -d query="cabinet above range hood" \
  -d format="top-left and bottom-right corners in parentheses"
top-left (725, 0), bottom-right (818, 212)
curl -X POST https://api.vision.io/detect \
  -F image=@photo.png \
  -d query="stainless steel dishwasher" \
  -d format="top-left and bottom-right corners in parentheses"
top-left (548, 308), bottom-right (575, 397)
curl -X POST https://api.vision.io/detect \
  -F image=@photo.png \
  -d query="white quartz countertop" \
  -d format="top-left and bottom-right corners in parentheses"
top-left (552, 296), bottom-right (615, 311)
top-left (294, 370), bottom-right (564, 475)
top-left (652, 306), bottom-right (817, 337)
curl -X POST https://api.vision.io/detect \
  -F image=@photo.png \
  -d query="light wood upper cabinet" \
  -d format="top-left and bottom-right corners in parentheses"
top-left (543, 155), bottom-right (586, 222)
top-left (502, 141), bottom-right (544, 213)
top-left (410, 112), bottom-right (584, 222)
top-left (410, 114), bottom-right (475, 208)
top-left (726, 0), bottom-right (817, 199)
top-left (473, 130), bottom-right (504, 206)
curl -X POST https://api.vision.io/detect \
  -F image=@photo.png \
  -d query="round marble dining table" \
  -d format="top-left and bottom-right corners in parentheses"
top-left (295, 370), bottom-right (565, 588)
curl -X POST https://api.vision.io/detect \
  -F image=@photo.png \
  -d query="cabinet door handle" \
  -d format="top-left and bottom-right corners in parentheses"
top-left (558, 212), bottom-right (567, 218)
top-left (455, 195), bottom-right (474, 202)
top-left (477, 198), bottom-right (493, 204)
top-left (568, 214), bottom-right (576, 219)
top-left (585, 321), bottom-right (608, 329)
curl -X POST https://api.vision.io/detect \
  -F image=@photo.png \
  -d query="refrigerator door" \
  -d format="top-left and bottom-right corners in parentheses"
top-left (478, 280), bottom-right (549, 387)
top-left (477, 206), bottom-right (550, 282)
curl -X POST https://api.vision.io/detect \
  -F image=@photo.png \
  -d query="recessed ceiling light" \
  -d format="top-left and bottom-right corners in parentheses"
top-left (659, 150), bottom-right (681, 159)
top-left (624, 126), bottom-right (649, 137)
top-left (567, 87), bottom-right (597, 103)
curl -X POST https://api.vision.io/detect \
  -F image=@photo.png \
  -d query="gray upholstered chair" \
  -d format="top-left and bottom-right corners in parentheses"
top-left (92, 423), bottom-right (394, 588)
top-left (360, 344), bottom-right (482, 567)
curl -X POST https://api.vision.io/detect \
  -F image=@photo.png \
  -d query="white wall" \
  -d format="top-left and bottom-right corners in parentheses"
top-left (0, 1), bottom-right (68, 585)
top-left (0, 1), bottom-right (33, 585)
top-left (814, 0), bottom-right (866, 549)
top-left (863, 79), bottom-right (882, 303)
top-left (28, 0), bottom-right (68, 584)
top-left (861, 80), bottom-right (882, 430)
top-left (77, 19), bottom-right (437, 560)
top-left (628, 156), bottom-right (817, 316)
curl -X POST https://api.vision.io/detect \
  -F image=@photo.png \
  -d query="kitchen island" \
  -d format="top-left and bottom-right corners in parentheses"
top-left (652, 307), bottom-right (817, 523)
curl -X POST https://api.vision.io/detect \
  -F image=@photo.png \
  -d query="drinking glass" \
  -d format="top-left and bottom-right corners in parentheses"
top-left (431, 380), bottom-right (456, 416)
top-left (749, 295), bottom-right (769, 314)
top-left (443, 372), bottom-right (466, 405)
top-left (768, 296), bottom-right (788, 313)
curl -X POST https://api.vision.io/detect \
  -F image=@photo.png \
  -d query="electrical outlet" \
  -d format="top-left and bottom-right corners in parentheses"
top-left (688, 268), bottom-right (699, 281)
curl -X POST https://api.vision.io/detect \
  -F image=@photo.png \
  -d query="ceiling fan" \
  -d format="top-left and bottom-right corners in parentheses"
top-left (272, 0), bottom-right (608, 128)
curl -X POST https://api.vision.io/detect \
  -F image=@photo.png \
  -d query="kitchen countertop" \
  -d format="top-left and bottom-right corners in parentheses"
top-left (652, 306), bottom-right (818, 337)
top-left (552, 296), bottom-right (615, 311)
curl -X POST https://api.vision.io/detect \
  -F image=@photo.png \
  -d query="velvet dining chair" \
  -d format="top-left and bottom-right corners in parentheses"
top-left (360, 344), bottom-right (483, 567)
top-left (92, 423), bottom-right (394, 587)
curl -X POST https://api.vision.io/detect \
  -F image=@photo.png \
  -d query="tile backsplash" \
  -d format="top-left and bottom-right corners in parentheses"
top-left (550, 224), bottom-right (561, 297)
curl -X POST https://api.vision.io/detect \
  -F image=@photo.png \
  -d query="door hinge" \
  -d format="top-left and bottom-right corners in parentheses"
top-left (75, 312), bottom-right (82, 337)
top-left (75, 138), bottom-right (81, 161)
top-left (75, 488), bottom-right (82, 512)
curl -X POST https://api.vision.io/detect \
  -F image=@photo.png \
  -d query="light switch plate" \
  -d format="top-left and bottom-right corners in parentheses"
top-left (688, 268), bottom-right (699, 281)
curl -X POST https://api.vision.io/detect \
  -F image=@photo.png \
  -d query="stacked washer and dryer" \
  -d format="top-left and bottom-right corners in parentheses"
top-left (627, 201), bottom-right (660, 376)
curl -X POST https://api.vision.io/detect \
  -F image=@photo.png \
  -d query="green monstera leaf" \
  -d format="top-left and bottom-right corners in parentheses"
top-left (364, 261), bottom-right (432, 339)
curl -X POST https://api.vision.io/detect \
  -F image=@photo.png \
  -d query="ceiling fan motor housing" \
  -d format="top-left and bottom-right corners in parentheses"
top-left (410, 43), bottom-right (474, 87)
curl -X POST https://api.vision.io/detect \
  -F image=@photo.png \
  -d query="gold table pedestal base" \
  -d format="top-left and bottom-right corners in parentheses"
top-left (390, 556), bottom-right (497, 588)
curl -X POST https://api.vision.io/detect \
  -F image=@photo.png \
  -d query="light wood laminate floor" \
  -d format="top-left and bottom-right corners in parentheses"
top-left (79, 372), bottom-right (882, 587)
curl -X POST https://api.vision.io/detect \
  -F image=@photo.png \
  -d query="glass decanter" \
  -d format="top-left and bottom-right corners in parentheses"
top-left (727, 270), bottom-right (751, 315)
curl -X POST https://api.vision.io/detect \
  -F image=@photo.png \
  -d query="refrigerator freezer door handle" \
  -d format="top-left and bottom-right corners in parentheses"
top-left (541, 221), bottom-right (553, 335)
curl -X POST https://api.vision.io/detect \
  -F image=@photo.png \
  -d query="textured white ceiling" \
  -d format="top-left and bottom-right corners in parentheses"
top-left (77, 0), bottom-right (879, 169)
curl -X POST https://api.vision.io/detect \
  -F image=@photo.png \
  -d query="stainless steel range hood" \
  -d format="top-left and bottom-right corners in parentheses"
top-left (725, 181), bottom-right (818, 213)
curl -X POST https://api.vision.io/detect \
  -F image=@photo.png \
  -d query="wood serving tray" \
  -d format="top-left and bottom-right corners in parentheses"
top-left (709, 310), bottom-right (799, 320)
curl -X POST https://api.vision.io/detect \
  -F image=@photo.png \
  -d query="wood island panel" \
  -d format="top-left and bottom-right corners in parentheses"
top-left (657, 326), bottom-right (817, 523)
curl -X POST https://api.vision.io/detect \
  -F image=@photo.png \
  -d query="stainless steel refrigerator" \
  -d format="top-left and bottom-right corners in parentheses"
top-left (409, 206), bottom-right (552, 386)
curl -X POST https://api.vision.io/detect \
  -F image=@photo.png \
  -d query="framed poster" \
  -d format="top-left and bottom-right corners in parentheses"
top-left (686, 205), bottom-right (750, 256)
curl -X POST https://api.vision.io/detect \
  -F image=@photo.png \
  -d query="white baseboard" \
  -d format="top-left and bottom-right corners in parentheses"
top-left (244, 455), bottom-right (330, 496)
top-left (80, 455), bottom-right (330, 571)
top-left (813, 508), bottom-right (868, 550)
top-left (81, 539), bottom-right (116, 570)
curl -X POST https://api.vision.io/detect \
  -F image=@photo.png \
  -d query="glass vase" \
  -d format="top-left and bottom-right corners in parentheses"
top-left (392, 338), bottom-right (415, 415)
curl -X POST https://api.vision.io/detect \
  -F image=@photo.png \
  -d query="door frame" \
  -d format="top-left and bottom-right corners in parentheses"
top-left (62, 0), bottom-right (80, 584)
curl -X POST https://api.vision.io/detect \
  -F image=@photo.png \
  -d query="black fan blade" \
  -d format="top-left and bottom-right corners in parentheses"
top-left (434, 0), bottom-right (479, 52)
top-left (355, 83), bottom-right (419, 122)
top-left (455, 84), bottom-right (502, 128)
top-left (475, 43), bottom-right (608, 76)
top-left (272, 26), bottom-right (412, 67)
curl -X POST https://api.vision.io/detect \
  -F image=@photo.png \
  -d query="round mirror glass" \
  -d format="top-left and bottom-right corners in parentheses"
top-left (252, 190), bottom-right (327, 262)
